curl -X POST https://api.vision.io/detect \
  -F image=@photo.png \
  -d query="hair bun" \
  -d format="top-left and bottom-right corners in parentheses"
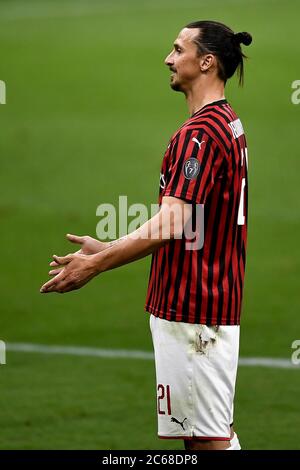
top-left (234, 32), bottom-right (252, 46)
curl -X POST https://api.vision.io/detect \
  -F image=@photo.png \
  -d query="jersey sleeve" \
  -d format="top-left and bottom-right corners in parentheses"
top-left (162, 128), bottom-right (225, 204)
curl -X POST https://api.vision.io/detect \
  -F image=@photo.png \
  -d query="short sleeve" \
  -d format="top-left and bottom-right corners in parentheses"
top-left (163, 128), bottom-right (225, 204)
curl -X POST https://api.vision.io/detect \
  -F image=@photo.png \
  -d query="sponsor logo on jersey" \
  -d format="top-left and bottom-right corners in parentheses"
top-left (192, 137), bottom-right (206, 150)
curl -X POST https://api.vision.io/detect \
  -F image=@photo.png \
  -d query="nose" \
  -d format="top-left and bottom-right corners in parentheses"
top-left (164, 51), bottom-right (173, 67)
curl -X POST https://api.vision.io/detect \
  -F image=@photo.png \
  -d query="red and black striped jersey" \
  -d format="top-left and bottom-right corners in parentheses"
top-left (145, 99), bottom-right (248, 325)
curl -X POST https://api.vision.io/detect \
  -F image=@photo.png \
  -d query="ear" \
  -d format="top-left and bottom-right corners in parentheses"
top-left (199, 54), bottom-right (215, 72)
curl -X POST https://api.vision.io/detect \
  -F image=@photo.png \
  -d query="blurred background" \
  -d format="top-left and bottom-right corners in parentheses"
top-left (0, 0), bottom-right (299, 450)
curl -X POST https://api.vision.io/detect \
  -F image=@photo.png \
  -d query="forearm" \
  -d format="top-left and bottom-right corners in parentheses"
top-left (90, 197), bottom-right (191, 274)
top-left (91, 207), bottom-right (175, 273)
top-left (80, 235), bottom-right (128, 255)
top-left (40, 197), bottom-right (192, 294)
top-left (95, 232), bottom-right (166, 273)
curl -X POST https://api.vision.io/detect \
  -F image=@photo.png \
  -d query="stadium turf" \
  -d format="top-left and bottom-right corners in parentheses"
top-left (0, 0), bottom-right (299, 449)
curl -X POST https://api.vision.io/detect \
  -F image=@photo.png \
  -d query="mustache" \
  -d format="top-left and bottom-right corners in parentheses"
top-left (169, 67), bottom-right (176, 72)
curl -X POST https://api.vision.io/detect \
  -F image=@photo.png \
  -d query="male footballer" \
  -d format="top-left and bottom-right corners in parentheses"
top-left (41, 20), bottom-right (252, 450)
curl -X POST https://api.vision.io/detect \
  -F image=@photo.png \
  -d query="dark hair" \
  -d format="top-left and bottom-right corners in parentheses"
top-left (185, 20), bottom-right (252, 86)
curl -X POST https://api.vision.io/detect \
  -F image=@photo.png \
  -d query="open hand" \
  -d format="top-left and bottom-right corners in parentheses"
top-left (49, 233), bottom-right (107, 270)
top-left (40, 252), bottom-right (97, 294)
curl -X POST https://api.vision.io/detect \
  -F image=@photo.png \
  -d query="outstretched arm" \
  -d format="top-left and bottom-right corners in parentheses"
top-left (40, 196), bottom-right (192, 294)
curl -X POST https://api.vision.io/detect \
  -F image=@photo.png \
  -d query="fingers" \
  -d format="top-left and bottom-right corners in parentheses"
top-left (49, 252), bottom-right (75, 267)
top-left (53, 254), bottom-right (72, 265)
top-left (40, 256), bottom-right (71, 292)
top-left (49, 268), bottom-right (64, 277)
top-left (49, 260), bottom-right (59, 267)
top-left (66, 233), bottom-right (85, 245)
top-left (40, 269), bottom-right (66, 293)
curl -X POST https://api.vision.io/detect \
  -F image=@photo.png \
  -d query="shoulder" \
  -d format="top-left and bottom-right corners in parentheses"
top-left (189, 106), bottom-right (235, 153)
top-left (169, 103), bottom-right (241, 155)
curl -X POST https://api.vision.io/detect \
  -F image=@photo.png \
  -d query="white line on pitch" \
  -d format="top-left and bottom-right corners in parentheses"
top-left (6, 343), bottom-right (154, 360)
top-left (5, 343), bottom-right (300, 369)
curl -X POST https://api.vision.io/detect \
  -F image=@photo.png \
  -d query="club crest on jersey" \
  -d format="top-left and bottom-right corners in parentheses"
top-left (183, 158), bottom-right (200, 180)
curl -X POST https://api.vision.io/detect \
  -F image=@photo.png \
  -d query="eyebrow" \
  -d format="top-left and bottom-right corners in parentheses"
top-left (173, 42), bottom-right (183, 49)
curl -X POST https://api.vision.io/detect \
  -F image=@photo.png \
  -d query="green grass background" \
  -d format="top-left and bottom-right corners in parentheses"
top-left (0, 0), bottom-right (299, 449)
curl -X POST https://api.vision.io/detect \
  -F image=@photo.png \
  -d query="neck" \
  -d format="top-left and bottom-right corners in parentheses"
top-left (185, 79), bottom-right (225, 116)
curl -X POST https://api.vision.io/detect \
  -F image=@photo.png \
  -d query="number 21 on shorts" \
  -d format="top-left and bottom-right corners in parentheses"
top-left (157, 384), bottom-right (172, 415)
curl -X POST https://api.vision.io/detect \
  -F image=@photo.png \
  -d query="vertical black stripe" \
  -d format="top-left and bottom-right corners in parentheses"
top-left (216, 177), bottom-right (234, 324)
top-left (168, 130), bottom-right (193, 191)
top-left (156, 245), bottom-right (167, 314)
top-left (181, 232), bottom-right (194, 322)
top-left (147, 253), bottom-right (157, 306)
top-left (160, 238), bottom-right (176, 320)
top-left (206, 176), bottom-right (228, 324)
top-left (233, 280), bottom-right (239, 325)
top-left (169, 238), bottom-right (188, 317)
top-left (226, 191), bottom-right (239, 324)
top-left (191, 144), bottom-right (220, 203)
top-left (194, 197), bottom-right (212, 323)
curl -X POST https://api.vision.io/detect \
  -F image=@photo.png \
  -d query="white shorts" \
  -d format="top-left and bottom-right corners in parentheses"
top-left (149, 314), bottom-right (240, 441)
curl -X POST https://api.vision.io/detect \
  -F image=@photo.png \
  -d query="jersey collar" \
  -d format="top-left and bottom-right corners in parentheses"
top-left (191, 99), bottom-right (228, 118)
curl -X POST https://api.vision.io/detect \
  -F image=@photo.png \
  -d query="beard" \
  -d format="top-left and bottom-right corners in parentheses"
top-left (170, 81), bottom-right (183, 91)
top-left (170, 73), bottom-right (184, 92)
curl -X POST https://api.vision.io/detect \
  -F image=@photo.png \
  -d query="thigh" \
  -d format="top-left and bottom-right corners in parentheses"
top-left (192, 324), bottom-right (240, 439)
top-left (149, 315), bottom-right (239, 441)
